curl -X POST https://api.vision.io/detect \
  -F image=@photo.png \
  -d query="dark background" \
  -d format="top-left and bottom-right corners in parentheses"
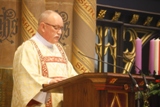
top-left (97, 0), bottom-right (160, 13)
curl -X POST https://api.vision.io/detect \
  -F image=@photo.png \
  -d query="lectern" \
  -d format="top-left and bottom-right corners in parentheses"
top-left (41, 73), bottom-right (155, 107)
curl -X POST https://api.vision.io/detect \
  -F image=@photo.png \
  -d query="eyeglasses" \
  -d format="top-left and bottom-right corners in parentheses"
top-left (44, 22), bottom-right (63, 31)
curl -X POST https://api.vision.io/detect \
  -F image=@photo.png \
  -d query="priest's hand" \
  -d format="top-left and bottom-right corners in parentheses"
top-left (49, 76), bottom-right (67, 84)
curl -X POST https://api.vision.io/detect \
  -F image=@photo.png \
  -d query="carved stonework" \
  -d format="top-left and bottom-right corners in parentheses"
top-left (97, 10), bottom-right (107, 19)
top-left (143, 16), bottom-right (153, 26)
top-left (112, 12), bottom-right (121, 21)
top-left (130, 14), bottom-right (139, 24)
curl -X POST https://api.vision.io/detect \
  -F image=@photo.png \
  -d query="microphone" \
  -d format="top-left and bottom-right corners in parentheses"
top-left (128, 72), bottom-right (140, 90)
top-left (117, 55), bottom-right (149, 89)
top-left (78, 51), bottom-right (141, 91)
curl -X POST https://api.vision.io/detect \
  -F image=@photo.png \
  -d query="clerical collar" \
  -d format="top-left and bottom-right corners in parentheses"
top-left (31, 32), bottom-right (53, 48)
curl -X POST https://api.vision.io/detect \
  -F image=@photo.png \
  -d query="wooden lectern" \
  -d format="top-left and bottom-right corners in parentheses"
top-left (41, 73), bottom-right (155, 107)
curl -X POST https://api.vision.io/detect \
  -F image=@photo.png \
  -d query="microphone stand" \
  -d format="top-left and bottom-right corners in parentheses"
top-left (78, 51), bottom-right (128, 73)
top-left (117, 55), bottom-right (151, 107)
top-left (117, 55), bottom-right (150, 89)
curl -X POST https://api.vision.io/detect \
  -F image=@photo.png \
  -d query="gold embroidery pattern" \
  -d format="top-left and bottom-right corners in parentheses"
top-left (30, 40), bottom-right (52, 107)
top-left (55, 44), bottom-right (67, 61)
top-left (56, 43), bottom-right (68, 71)
top-left (43, 56), bottom-right (66, 64)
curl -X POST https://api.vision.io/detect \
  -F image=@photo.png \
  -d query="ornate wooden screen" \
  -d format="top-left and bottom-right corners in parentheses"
top-left (96, 4), bottom-right (160, 74)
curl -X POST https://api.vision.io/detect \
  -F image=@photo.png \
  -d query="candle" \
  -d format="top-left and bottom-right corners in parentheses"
top-left (135, 38), bottom-right (142, 74)
top-left (149, 39), bottom-right (155, 75)
top-left (154, 39), bottom-right (159, 75)
top-left (159, 40), bottom-right (160, 75)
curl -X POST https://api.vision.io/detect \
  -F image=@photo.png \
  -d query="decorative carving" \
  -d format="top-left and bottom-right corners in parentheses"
top-left (97, 10), bottom-right (107, 19)
top-left (109, 78), bottom-right (118, 84)
top-left (112, 12), bottom-right (121, 21)
top-left (108, 92), bottom-right (128, 107)
top-left (156, 20), bottom-right (160, 27)
top-left (123, 84), bottom-right (129, 90)
top-left (130, 14), bottom-right (139, 24)
top-left (143, 16), bottom-right (153, 26)
top-left (96, 26), bottom-right (117, 73)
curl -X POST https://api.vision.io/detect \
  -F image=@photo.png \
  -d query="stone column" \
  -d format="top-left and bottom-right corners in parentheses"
top-left (21, 0), bottom-right (45, 41)
top-left (72, 0), bottom-right (96, 73)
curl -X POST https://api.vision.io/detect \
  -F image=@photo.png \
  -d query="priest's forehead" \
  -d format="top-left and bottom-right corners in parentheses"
top-left (38, 10), bottom-right (62, 25)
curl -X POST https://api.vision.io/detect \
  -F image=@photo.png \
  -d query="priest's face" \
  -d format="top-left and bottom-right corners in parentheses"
top-left (43, 13), bottom-right (64, 44)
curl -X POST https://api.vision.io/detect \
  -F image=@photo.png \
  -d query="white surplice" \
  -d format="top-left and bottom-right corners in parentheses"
top-left (11, 33), bottom-right (78, 107)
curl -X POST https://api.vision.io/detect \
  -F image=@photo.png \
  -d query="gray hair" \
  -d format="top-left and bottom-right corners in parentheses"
top-left (38, 10), bottom-right (58, 25)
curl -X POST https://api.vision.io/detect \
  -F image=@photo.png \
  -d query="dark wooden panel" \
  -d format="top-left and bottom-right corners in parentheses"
top-left (97, 0), bottom-right (160, 13)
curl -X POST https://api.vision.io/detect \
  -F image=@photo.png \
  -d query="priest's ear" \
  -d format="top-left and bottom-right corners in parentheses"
top-left (39, 22), bottom-right (46, 32)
